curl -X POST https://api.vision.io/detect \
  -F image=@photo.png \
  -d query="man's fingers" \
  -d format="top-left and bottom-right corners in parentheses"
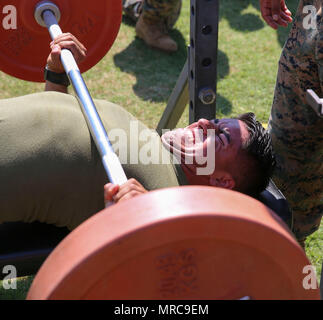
top-left (260, 2), bottom-right (278, 29)
top-left (111, 178), bottom-right (147, 202)
top-left (112, 185), bottom-right (144, 202)
top-left (50, 47), bottom-right (61, 68)
top-left (271, 0), bottom-right (282, 21)
top-left (260, 0), bottom-right (292, 29)
top-left (51, 33), bottom-right (87, 52)
top-left (104, 183), bottom-right (120, 202)
top-left (283, 8), bottom-right (292, 17)
top-left (281, 11), bottom-right (293, 21)
top-left (50, 45), bottom-right (61, 60)
top-left (46, 33), bottom-right (87, 73)
top-left (103, 179), bottom-right (147, 204)
top-left (274, 16), bottom-right (289, 27)
top-left (281, 1), bottom-right (292, 16)
top-left (265, 17), bottom-right (279, 29)
top-left (51, 40), bottom-right (87, 62)
top-left (261, 13), bottom-right (279, 29)
top-left (50, 33), bottom-right (87, 62)
top-left (117, 191), bottom-right (142, 202)
top-left (47, 45), bottom-right (64, 73)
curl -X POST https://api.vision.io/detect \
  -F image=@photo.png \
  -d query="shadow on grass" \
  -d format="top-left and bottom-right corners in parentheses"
top-left (114, 26), bottom-right (232, 113)
top-left (219, 0), bottom-right (299, 48)
top-left (114, 28), bottom-right (187, 103)
top-left (219, 0), bottom-right (265, 32)
top-left (215, 50), bottom-right (232, 115)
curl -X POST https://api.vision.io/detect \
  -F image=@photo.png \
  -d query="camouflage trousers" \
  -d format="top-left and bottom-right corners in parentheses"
top-left (268, 0), bottom-right (323, 246)
top-left (122, 0), bottom-right (182, 30)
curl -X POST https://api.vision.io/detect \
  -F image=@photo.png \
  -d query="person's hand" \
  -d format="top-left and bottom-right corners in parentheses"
top-left (260, 0), bottom-right (293, 29)
top-left (104, 178), bottom-right (148, 207)
top-left (46, 33), bottom-right (87, 73)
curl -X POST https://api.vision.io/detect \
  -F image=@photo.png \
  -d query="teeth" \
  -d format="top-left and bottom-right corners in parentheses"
top-left (162, 127), bottom-right (207, 154)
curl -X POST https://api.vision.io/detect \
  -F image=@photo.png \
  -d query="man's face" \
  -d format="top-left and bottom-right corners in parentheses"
top-left (161, 118), bottom-right (249, 183)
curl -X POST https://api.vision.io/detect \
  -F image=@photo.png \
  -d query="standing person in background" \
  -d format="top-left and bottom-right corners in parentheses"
top-left (122, 0), bottom-right (182, 53)
top-left (260, 0), bottom-right (323, 248)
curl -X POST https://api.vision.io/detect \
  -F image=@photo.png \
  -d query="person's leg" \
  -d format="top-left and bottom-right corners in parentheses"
top-left (135, 0), bottom-right (182, 52)
top-left (268, 0), bottom-right (323, 248)
top-left (122, 0), bottom-right (143, 22)
top-left (141, 0), bottom-right (181, 30)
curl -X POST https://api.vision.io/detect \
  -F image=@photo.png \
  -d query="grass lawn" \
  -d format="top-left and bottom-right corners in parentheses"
top-left (0, 0), bottom-right (321, 299)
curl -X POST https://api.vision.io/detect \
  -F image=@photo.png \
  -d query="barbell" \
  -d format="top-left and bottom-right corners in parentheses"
top-left (1, 0), bottom-right (127, 185)
top-left (0, 1), bottom-right (320, 300)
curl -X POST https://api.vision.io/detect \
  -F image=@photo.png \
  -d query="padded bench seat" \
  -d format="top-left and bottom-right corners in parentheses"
top-left (0, 222), bottom-right (69, 277)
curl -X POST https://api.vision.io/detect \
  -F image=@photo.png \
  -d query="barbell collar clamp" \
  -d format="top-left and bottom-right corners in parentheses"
top-left (34, 1), bottom-right (61, 27)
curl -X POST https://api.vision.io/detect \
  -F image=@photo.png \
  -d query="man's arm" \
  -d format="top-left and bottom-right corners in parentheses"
top-left (260, 0), bottom-right (293, 29)
top-left (45, 33), bottom-right (87, 93)
top-left (45, 79), bottom-right (68, 93)
top-left (44, 33), bottom-right (149, 205)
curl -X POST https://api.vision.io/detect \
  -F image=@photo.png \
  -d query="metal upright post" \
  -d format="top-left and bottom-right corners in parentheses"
top-left (156, 60), bottom-right (189, 135)
top-left (156, 1), bottom-right (220, 132)
top-left (189, 0), bottom-right (219, 124)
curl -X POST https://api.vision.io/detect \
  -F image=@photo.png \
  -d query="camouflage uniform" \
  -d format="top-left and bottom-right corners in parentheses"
top-left (268, 0), bottom-right (323, 247)
top-left (123, 0), bottom-right (182, 30)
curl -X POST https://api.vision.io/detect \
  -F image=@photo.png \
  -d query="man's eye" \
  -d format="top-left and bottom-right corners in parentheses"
top-left (220, 128), bottom-right (230, 144)
top-left (218, 133), bottom-right (225, 145)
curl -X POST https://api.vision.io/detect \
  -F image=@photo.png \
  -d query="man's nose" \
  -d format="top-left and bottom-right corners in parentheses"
top-left (197, 118), bottom-right (218, 134)
top-left (197, 118), bottom-right (215, 128)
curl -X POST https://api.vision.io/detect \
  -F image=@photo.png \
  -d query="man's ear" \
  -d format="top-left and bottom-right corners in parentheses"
top-left (209, 171), bottom-right (235, 190)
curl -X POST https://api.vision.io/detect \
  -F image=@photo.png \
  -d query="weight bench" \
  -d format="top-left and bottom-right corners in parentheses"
top-left (0, 180), bottom-right (292, 278)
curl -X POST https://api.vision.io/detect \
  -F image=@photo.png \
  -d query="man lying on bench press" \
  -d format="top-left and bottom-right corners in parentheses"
top-left (0, 33), bottom-right (275, 231)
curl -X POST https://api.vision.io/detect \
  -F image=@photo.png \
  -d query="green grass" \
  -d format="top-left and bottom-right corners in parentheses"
top-left (0, 0), bottom-right (321, 299)
top-left (0, 277), bottom-right (34, 300)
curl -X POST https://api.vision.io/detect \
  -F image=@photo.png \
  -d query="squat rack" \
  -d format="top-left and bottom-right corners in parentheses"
top-left (0, 0), bottom-right (293, 282)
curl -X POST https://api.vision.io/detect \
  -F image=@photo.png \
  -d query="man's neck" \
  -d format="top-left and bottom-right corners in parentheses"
top-left (180, 163), bottom-right (209, 186)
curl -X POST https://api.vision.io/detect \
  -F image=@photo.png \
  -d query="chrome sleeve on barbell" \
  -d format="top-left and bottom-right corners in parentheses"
top-left (43, 10), bottom-right (79, 73)
top-left (42, 9), bottom-right (127, 185)
top-left (69, 69), bottom-right (127, 185)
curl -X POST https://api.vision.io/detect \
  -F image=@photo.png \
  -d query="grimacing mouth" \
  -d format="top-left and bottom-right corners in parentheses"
top-left (161, 128), bottom-right (198, 154)
top-left (161, 127), bottom-right (218, 160)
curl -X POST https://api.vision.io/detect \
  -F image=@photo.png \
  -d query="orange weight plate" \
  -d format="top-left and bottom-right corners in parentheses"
top-left (27, 187), bottom-right (320, 300)
top-left (0, 0), bottom-right (122, 82)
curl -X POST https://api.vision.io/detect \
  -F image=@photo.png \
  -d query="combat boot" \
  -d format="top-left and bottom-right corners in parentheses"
top-left (135, 14), bottom-right (178, 53)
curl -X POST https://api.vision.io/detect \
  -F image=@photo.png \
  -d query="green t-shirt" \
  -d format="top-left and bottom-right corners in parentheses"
top-left (0, 92), bottom-right (187, 230)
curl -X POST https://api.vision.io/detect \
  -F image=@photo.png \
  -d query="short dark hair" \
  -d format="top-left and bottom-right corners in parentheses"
top-left (230, 112), bottom-right (276, 197)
